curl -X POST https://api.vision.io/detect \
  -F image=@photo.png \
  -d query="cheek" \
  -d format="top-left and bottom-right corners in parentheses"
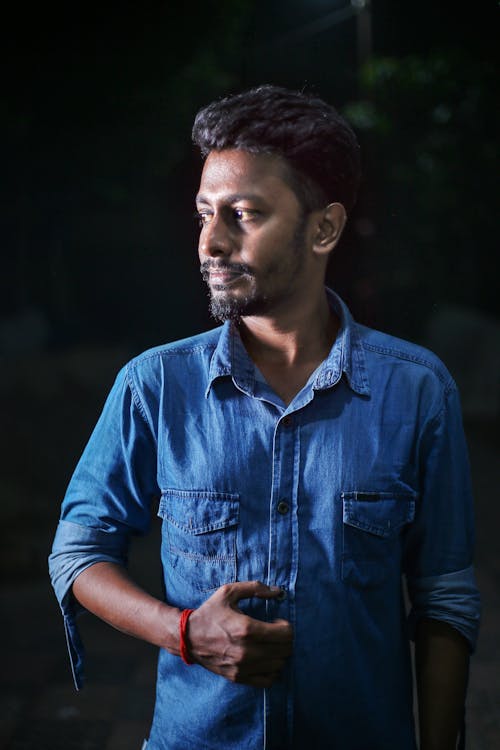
top-left (197, 231), bottom-right (207, 259)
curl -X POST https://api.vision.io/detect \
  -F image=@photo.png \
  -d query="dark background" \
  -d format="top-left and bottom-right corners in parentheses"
top-left (1, 1), bottom-right (499, 748)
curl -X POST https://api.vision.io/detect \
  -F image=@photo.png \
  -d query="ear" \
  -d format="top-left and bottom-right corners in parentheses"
top-left (312, 202), bottom-right (347, 258)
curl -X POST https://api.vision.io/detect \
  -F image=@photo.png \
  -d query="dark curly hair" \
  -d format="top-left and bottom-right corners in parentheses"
top-left (192, 84), bottom-right (361, 214)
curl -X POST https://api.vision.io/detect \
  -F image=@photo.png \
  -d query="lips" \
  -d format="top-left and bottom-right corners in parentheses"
top-left (200, 262), bottom-right (253, 292)
top-left (208, 270), bottom-right (241, 284)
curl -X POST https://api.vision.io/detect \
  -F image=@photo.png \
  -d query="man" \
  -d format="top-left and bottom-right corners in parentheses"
top-left (49, 85), bottom-right (480, 749)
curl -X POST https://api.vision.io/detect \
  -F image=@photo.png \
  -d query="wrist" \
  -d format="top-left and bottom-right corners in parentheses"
top-left (179, 608), bottom-right (196, 664)
top-left (155, 603), bottom-right (183, 654)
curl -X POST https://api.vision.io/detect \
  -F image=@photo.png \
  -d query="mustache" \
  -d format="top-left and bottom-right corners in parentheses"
top-left (200, 260), bottom-right (254, 279)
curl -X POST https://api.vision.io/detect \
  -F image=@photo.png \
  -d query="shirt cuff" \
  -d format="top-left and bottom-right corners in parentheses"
top-left (406, 565), bottom-right (481, 652)
top-left (48, 520), bottom-right (129, 689)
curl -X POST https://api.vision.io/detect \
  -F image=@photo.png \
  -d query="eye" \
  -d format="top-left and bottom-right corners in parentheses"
top-left (233, 208), bottom-right (257, 222)
top-left (194, 210), bottom-right (212, 227)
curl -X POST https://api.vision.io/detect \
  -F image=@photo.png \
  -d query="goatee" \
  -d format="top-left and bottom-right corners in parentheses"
top-left (200, 260), bottom-right (259, 322)
top-left (208, 294), bottom-right (247, 323)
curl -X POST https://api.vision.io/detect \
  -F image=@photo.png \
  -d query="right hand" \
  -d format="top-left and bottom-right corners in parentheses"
top-left (185, 580), bottom-right (293, 687)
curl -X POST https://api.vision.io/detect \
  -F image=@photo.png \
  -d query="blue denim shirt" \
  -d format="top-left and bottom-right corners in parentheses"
top-left (49, 289), bottom-right (480, 750)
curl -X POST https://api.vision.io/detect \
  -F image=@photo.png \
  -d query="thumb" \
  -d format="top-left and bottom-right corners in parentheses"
top-left (223, 580), bottom-right (282, 606)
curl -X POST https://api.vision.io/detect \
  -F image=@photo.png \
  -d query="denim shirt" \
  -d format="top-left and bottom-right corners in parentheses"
top-left (49, 289), bottom-right (480, 750)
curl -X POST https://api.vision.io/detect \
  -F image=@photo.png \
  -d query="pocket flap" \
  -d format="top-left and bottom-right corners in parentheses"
top-left (158, 489), bottom-right (239, 534)
top-left (342, 491), bottom-right (416, 538)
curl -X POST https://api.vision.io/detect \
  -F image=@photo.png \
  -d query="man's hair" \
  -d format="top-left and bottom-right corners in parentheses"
top-left (192, 84), bottom-right (361, 214)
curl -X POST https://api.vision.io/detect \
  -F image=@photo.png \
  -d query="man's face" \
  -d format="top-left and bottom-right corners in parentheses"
top-left (196, 149), bottom-right (313, 322)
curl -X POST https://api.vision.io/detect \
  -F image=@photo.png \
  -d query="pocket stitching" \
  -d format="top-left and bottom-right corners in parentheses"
top-left (158, 490), bottom-right (240, 534)
top-left (160, 489), bottom-right (239, 593)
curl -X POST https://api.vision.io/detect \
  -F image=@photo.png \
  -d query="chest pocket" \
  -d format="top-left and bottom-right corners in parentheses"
top-left (158, 489), bottom-right (239, 593)
top-left (341, 491), bottom-right (416, 588)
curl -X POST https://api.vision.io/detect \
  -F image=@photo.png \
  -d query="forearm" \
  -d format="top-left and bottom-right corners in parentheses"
top-left (72, 561), bottom-right (182, 655)
top-left (72, 567), bottom-right (292, 686)
top-left (415, 618), bottom-right (469, 750)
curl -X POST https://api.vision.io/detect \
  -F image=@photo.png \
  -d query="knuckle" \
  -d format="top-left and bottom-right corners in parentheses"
top-left (233, 621), bottom-right (251, 641)
top-left (218, 583), bottom-right (233, 598)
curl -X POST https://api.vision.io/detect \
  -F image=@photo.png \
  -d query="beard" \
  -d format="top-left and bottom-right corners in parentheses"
top-left (200, 260), bottom-right (260, 322)
top-left (200, 215), bottom-right (308, 323)
top-left (208, 289), bottom-right (263, 323)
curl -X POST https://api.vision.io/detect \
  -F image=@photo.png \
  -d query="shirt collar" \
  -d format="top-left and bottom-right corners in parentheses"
top-left (205, 321), bottom-right (255, 398)
top-left (313, 288), bottom-right (370, 396)
top-left (205, 287), bottom-right (370, 398)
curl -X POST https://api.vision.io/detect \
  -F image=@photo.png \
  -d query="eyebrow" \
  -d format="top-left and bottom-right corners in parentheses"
top-left (195, 192), bottom-right (264, 205)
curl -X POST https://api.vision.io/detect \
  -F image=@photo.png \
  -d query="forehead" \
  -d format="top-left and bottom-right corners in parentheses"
top-left (197, 149), bottom-right (298, 204)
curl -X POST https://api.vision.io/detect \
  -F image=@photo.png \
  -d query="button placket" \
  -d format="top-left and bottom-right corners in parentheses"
top-left (266, 409), bottom-right (298, 748)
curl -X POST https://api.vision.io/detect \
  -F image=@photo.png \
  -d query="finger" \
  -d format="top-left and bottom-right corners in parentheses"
top-left (222, 655), bottom-right (287, 683)
top-left (221, 580), bottom-right (282, 605)
top-left (245, 617), bottom-right (294, 643)
top-left (232, 640), bottom-right (292, 663)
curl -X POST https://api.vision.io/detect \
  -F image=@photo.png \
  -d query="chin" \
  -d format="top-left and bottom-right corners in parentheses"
top-left (210, 290), bottom-right (274, 322)
top-left (209, 290), bottom-right (250, 322)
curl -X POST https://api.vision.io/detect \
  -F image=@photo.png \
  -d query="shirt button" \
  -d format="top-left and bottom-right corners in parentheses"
top-left (276, 588), bottom-right (287, 602)
top-left (282, 416), bottom-right (293, 427)
top-left (277, 500), bottom-right (289, 515)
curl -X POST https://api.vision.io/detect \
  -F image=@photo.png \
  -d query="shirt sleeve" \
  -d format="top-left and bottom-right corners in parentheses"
top-left (403, 379), bottom-right (481, 651)
top-left (48, 364), bottom-right (160, 688)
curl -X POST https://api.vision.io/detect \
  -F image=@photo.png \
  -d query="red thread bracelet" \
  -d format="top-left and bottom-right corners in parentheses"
top-left (179, 608), bottom-right (195, 665)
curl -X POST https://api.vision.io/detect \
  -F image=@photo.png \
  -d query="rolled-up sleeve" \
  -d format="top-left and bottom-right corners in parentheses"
top-left (406, 566), bottom-right (480, 649)
top-left (403, 379), bottom-right (481, 651)
top-left (48, 364), bottom-right (160, 688)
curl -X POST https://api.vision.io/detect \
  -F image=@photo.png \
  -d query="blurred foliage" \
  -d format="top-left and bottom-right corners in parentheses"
top-left (343, 51), bottom-right (499, 337)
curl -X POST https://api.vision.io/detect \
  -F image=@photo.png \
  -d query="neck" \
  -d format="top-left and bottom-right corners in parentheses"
top-left (238, 288), bottom-right (337, 368)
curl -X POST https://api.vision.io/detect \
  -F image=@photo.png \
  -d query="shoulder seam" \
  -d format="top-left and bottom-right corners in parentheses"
top-left (128, 342), bottom-right (217, 368)
top-left (361, 340), bottom-right (455, 394)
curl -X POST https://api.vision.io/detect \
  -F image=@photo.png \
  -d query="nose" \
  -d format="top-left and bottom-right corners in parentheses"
top-left (198, 213), bottom-right (234, 260)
